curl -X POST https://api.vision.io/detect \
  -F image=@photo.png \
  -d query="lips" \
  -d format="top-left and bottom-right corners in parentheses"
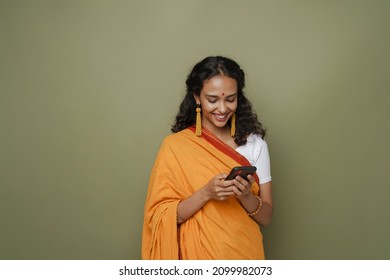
top-left (213, 113), bottom-right (229, 122)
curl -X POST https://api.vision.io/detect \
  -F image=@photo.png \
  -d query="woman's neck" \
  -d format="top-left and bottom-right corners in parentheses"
top-left (203, 125), bottom-right (238, 149)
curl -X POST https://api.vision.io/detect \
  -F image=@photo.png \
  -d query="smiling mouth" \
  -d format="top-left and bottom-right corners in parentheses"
top-left (214, 113), bottom-right (229, 121)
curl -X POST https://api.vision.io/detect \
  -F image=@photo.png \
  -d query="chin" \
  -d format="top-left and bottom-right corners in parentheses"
top-left (212, 121), bottom-right (228, 128)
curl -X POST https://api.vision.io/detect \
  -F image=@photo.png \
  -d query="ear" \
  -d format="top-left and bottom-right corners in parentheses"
top-left (193, 94), bottom-right (200, 105)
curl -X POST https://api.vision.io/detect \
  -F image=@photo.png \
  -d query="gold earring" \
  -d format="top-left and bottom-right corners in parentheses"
top-left (230, 113), bottom-right (236, 137)
top-left (195, 104), bottom-right (202, 136)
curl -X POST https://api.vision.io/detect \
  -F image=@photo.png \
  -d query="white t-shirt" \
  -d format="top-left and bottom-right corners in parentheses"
top-left (235, 134), bottom-right (272, 185)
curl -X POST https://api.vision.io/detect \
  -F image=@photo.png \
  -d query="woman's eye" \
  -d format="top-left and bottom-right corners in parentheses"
top-left (208, 100), bottom-right (217, 104)
top-left (227, 98), bottom-right (236, 102)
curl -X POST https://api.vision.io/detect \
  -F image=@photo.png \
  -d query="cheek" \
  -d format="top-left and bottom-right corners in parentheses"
top-left (201, 103), bottom-right (215, 113)
top-left (229, 101), bottom-right (238, 111)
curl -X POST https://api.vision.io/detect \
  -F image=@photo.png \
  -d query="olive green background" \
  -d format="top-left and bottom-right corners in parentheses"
top-left (1, 0), bottom-right (389, 260)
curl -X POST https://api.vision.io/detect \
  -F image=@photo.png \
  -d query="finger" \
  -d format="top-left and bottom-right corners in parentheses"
top-left (216, 173), bottom-right (228, 180)
top-left (232, 177), bottom-right (247, 191)
top-left (246, 174), bottom-right (255, 185)
top-left (232, 186), bottom-right (243, 196)
top-left (220, 179), bottom-right (235, 188)
top-left (218, 190), bottom-right (235, 197)
top-left (235, 176), bottom-right (249, 187)
top-left (233, 178), bottom-right (251, 196)
top-left (214, 185), bottom-right (235, 194)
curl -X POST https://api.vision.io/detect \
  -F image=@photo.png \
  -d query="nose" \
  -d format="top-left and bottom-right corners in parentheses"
top-left (217, 101), bottom-right (227, 113)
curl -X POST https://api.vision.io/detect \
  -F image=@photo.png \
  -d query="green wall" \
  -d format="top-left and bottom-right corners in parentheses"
top-left (1, 0), bottom-right (389, 259)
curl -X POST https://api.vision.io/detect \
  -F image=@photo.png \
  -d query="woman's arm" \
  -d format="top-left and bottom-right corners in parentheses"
top-left (176, 174), bottom-right (234, 224)
top-left (233, 176), bottom-right (273, 226)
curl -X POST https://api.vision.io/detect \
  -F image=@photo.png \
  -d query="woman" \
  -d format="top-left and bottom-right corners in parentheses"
top-left (142, 56), bottom-right (273, 260)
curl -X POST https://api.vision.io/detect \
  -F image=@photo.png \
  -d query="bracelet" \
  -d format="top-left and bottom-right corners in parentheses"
top-left (247, 195), bottom-right (263, 217)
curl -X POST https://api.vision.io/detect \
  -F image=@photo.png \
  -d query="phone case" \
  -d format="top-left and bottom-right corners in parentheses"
top-left (225, 166), bottom-right (257, 180)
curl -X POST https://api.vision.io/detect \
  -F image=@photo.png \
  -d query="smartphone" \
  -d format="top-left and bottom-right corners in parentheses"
top-left (225, 166), bottom-right (257, 181)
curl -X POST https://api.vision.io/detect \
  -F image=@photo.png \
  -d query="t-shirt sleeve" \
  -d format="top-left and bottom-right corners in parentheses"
top-left (253, 137), bottom-right (272, 184)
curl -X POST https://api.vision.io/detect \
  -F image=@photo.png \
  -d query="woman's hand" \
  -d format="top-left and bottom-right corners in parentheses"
top-left (177, 173), bottom-right (235, 224)
top-left (230, 174), bottom-right (255, 200)
top-left (203, 174), bottom-right (236, 201)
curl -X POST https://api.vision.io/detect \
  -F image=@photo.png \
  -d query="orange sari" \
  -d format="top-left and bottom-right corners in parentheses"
top-left (142, 127), bottom-right (264, 260)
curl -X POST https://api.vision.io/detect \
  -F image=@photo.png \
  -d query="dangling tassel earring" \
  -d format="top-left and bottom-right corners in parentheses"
top-left (195, 104), bottom-right (202, 136)
top-left (230, 113), bottom-right (236, 137)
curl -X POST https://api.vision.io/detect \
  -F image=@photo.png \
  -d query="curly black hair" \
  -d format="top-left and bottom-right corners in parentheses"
top-left (171, 56), bottom-right (266, 146)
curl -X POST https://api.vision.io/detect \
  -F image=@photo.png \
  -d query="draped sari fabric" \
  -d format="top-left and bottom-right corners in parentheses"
top-left (142, 127), bottom-right (264, 260)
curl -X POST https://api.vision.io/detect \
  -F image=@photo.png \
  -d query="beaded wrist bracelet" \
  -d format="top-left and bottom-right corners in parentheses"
top-left (247, 195), bottom-right (263, 217)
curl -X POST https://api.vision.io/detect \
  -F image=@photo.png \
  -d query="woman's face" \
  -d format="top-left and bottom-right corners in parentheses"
top-left (195, 75), bottom-right (238, 134)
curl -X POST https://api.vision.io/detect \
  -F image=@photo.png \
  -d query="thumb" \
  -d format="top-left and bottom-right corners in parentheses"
top-left (216, 173), bottom-right (228, 180)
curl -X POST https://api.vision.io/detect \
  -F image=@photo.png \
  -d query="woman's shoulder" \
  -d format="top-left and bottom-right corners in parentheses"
top-left (244, 133), bottom-right (268, 147)
top-left (161, 128), bottom-right (193, 146)
top-left (236, 134), bottom-right (269, 165)
top-left (236, 133), bottom-right (268, 155)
